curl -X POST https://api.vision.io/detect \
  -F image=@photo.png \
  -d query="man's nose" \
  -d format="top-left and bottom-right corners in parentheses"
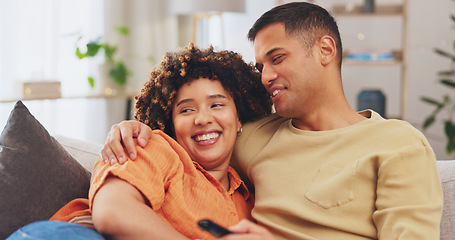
top-left (261, 65), bottom-right (278, 86)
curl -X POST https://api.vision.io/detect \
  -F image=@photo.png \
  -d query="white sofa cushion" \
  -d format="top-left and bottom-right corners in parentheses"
top-left (54, 135), bottom-right (102, 173)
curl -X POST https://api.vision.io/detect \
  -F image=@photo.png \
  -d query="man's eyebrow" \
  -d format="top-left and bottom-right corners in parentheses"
top-left (266, 47), bottom-right (282, 56)
top-left (255, 47), bottom-right (282, 72)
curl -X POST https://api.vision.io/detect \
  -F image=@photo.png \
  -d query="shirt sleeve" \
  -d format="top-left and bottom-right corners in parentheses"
top-left (373, 140), bottom-right (443, 239)
top-left (89, 132), bottom-right (184, 210)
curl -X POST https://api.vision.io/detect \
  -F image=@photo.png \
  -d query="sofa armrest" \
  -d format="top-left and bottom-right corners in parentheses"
top-left (437, 160), bottom-right (455, 240)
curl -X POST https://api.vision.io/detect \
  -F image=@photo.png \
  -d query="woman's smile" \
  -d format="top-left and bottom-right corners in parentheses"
top-left (193, 131), bottom-right (220, 143)
top-left (172, 78), bottom-right (241, 170)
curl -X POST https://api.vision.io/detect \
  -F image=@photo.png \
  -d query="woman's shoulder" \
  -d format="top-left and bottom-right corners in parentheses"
top-left (140, 130), bottom-right (193, 167)
top-left (145, 130), bottom-right (185, 151)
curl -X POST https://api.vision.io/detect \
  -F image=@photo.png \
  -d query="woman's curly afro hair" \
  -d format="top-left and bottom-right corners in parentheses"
top-left (134, 43), bottom-right (272, 138)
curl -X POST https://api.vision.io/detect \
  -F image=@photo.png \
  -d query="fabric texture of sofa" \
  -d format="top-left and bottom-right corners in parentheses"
top-left (0, 101), bottom-right (454, 239)
top-left (436, 160), bottom-right (455, 239)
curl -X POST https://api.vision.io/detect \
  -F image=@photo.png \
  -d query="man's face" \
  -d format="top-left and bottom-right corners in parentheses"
top-left (254, 23), bottom-right (321, 119)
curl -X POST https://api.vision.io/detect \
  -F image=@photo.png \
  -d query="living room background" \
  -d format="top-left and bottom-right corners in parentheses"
top-left (0, 0), bottom-right (453, 159)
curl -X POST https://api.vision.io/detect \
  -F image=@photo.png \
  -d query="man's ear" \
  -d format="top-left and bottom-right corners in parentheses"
top-left (319, 36), bottom-right (337, 66)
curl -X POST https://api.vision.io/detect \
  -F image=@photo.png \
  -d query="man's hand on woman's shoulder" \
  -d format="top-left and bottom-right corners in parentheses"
top-left (101, 120), bottom-right (152, 165)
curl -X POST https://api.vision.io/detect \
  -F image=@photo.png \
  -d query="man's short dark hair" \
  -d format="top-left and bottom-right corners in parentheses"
top-left (248, 2), bottom-right (343, 67)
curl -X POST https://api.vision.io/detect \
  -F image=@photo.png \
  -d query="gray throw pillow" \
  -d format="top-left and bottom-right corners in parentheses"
top-left (0, 101), bottom-right (91, 239)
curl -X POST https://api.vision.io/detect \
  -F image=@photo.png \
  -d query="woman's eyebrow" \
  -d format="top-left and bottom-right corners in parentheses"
top-left (208, 94), bottom-right (228, 100)
top-left (176, 98), bottom-right (193, 107)
top-left (176, 94), bottom-right (228, 107)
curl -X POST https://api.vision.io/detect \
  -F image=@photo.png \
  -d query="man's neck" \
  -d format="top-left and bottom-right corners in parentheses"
top-left (291, 105), bottom-right (367, 131)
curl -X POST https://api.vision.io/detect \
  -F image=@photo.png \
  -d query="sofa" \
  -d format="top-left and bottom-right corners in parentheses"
top-left (0, 101), bottom-right (454, 239)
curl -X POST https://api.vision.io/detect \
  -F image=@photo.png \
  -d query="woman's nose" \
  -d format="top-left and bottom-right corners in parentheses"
top-left (194, 109), bottom-right (213, 125)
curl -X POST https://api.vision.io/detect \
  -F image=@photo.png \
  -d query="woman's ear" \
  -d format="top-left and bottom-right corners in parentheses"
top-left (237, 120), bottom-right (242, 136)
top-left (319, 36), bottom-right (337, 66)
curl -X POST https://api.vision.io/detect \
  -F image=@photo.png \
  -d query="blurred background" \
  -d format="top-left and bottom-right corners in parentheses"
top-left (0, 0), bottom-right (453, 159)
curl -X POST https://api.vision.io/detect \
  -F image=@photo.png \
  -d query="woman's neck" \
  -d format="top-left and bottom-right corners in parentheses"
top-left (207, 169), bottom-right (230, 191)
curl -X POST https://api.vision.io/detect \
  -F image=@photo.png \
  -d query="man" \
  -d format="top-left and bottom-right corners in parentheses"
top-left (102, 2), bottom-right (443, 239)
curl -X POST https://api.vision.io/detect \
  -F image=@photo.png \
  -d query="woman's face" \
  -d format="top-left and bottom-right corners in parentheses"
top-left (172, 78), bottom-right (241, 170)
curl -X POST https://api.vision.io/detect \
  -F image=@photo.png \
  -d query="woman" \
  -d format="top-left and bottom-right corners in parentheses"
top-left (7, 44), bottom-right (272, 240)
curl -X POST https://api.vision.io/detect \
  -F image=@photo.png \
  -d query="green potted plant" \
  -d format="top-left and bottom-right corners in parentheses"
top-left (75, 25), bottom-right (130, 89)
top-left (421, 3), bottom-right (455, 156)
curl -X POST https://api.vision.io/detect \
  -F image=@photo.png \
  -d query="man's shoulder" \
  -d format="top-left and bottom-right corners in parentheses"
top-left (388, 119), bottom-right (429, 144)
top-left (233, 114), bottom-right (290, 165)
top-left (367, 113), bottom-right (431, 147)
top-left (242, 113), bottom-right (289, 135)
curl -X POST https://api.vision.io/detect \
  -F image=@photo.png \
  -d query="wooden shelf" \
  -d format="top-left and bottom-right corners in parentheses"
top-left (342, 50), bottom-right (403, 66)
top-left (332, 4), bottom-right (404, 17)
top-left (343, 59), bottom-right (403, 66)
top-left (335, 0), bottom-right (408, 119)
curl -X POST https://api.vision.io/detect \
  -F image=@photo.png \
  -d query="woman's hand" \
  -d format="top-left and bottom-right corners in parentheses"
top-left (219, 220), bottom-right (276, 240)
top-left (101, 120), bottom-right (152, 165)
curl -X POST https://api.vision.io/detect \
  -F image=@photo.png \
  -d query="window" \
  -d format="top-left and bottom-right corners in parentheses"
top-left (0, 0), bottom-right (104, 100)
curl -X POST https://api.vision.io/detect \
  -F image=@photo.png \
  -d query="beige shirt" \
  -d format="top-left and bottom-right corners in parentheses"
top-left (232, 110), bottom-right (443, 239)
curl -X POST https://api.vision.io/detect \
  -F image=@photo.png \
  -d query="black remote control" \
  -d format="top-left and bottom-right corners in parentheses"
top-left (198, 219), bottom-right (233, 238)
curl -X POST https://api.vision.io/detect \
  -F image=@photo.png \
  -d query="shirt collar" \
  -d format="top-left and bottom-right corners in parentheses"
top-left (193, 161), bottom-right (250, 200)
top-left (227, 166), bottom-right (250, 200)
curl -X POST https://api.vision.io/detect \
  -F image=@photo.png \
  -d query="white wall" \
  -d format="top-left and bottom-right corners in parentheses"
top-left (213, 0), bottom-right (276, 63)
top-left (0, 98), bottom-right (129, 144)
top-left (0, 0), bottom-right (180, 145)
top-left (407, 0), bottom-right (454, 160)
top-left (104, 0), bottom-right (180, 91)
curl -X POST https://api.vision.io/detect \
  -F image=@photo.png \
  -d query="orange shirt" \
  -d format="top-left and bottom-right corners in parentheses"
top-left (52, 130), bottom-right (253, 240)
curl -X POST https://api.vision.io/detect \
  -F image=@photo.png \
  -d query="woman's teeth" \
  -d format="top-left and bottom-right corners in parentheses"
top-left (194, 132), bottom-right (219, 142)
